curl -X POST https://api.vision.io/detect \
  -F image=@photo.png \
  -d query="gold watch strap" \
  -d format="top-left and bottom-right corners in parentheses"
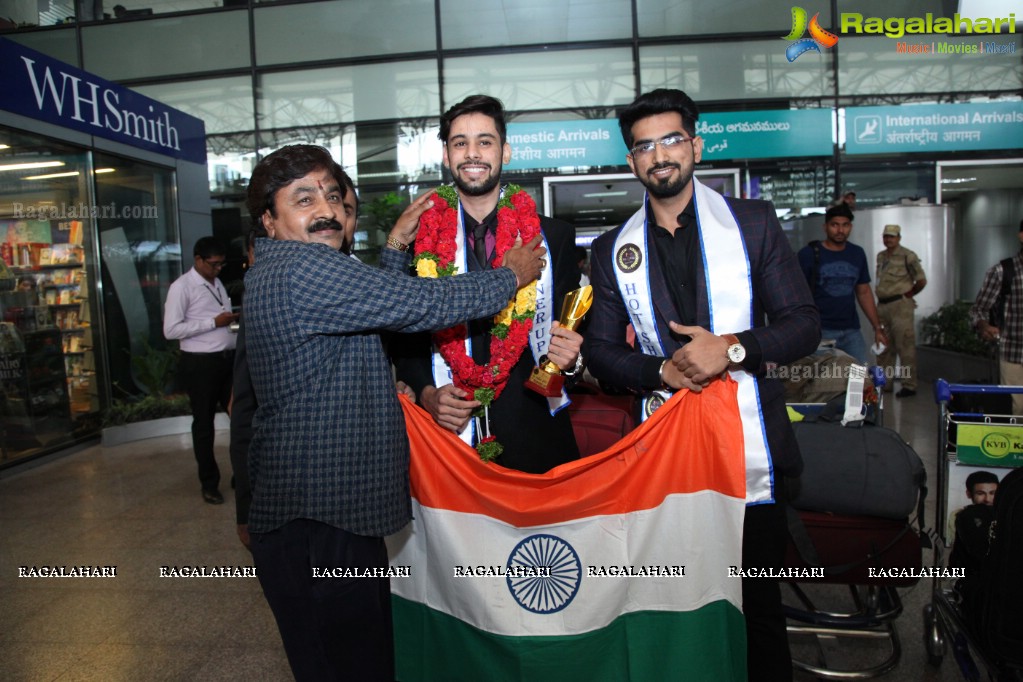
top-left (386, 236), bottom-right (410, 253)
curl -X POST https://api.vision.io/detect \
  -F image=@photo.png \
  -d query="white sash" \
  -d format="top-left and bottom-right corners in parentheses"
top-left (612, 177), bottom-right (774, 504)
top-left (431, 199), bottom-right (564, 447)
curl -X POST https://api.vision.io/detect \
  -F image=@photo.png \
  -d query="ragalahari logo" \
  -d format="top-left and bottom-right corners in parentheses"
top-left (783, 7), bottom-right (839, 61)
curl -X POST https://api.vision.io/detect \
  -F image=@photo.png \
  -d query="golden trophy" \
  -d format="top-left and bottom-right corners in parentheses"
top-left (525, 285), bottom-right (593, 397)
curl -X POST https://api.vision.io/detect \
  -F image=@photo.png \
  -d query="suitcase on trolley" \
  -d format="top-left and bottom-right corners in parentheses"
top-left (785, 510), bottom-right (922, 586)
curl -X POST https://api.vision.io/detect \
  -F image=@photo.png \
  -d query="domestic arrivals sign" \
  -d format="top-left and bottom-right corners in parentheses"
top-left (0, 38), bottom-right (206, 164)
top-left (505, 109), bottom-right (833, 171)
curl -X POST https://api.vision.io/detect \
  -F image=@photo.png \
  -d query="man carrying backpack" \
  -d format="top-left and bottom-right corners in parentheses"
top-left (970, 220), bottom-right (1023, 414)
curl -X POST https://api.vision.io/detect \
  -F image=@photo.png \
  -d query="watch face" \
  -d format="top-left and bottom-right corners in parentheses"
top-left (727, 343), bottom-right (746, 363)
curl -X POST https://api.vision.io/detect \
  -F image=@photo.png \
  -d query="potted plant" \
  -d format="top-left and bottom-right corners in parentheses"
top-left (101, 336), bottom-right (197, 445)
top-left (917, 301), bottom-right (998, 383)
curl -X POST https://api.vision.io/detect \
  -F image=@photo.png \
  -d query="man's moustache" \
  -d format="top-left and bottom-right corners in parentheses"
top-left (308, 220), bottom-right (342, 233)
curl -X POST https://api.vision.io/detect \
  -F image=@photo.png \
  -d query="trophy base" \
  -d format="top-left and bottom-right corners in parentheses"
top-left (525, 367), bottom-right (564, 397)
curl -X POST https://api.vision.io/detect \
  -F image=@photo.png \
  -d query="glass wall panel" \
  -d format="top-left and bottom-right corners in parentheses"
top-left (18, 0), bottom-right (233, 24)
top-left (440, 0), bottom-right (630, 49)
top-left (254, 0), bottom-right (435, 66)
top-left (0, 127), bottom-right (104, 463)
top-left (5, 29), bottom-right (80, 66)
top-left (258, 60), bottom-right (438, 130)
top-left (133, 77), bottom-right (255, 136)
top-left (835, 0), bottom-right (947, 19)
top-left (341, 121), bottom-right (443, 188)
top-left (208, 132), bottom-right (258, 197)
top-left (838, 35), bottom-right (1023, 96)
top-left (93, 152), bottom-right (178, 402)
top-left (637, 0), bottom-right (802, 37)
top-left (80, 10), bottom-right (249, 80)
top-left (444, 48), bottom-right (635, 112)
top-left (840, 164), bottom-right (935, 207)
top-left (640, 41), bottom-right (832, 101)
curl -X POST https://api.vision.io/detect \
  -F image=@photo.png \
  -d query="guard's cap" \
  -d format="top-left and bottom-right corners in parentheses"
top-left (883, 224), bottom-right (901, 237)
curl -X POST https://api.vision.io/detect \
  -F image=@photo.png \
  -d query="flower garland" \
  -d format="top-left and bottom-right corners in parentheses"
top-left (413, 184), bottom-right (540, 461)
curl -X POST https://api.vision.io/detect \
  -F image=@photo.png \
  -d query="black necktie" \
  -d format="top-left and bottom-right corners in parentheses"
top-left (473, 222), bottom-right (489, 267)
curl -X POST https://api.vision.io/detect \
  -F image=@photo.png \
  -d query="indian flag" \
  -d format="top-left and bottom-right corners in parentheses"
top-left (389, 378), bottom-right (748, 681)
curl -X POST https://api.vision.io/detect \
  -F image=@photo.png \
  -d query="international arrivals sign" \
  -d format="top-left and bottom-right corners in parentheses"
top-left (845, 101), bottom-right (1023, 154)
top-left (0, 38), bottom-right (206, 164)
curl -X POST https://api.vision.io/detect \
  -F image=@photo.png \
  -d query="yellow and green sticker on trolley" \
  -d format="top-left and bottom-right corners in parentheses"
top-left (957, 424), bottom-right (1023, 467)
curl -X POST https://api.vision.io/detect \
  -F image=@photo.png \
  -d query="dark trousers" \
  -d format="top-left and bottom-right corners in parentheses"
top-left (250, 519), bottom-right (395, 682)
top-left (180, 350), bottom-right (233, 491)
top-left (742, 483), bottom-right (793, 682)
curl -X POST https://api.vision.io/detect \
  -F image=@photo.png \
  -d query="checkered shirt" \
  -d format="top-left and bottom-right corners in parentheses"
top-left (970, 250), bottom-right (1023, 364)
top-left (244, 239), bottom-right (516, 536)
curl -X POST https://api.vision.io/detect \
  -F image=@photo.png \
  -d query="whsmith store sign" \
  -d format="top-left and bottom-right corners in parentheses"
top-left (0, 38), bottom-right (206, 164)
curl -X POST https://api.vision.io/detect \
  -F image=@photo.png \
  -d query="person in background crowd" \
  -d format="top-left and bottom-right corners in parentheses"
top-left (797, 204), bottom-right (888, 363)
top-left (970, 220), bottom-right (1023, 414)
top-left (163, 236), bottom-right (239, 505)
top-left (841, 190), bottom-right (856, 211)
top-left (584, 88), bottom-right (820, 682)
top-left (875, 223), bottom-right (927, 397)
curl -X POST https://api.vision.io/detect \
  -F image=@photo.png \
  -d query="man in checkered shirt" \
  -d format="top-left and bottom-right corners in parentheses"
top-left (970, 219), bottom-right (1023, 414)
top-left (242, 144), bottom-right (545, 681)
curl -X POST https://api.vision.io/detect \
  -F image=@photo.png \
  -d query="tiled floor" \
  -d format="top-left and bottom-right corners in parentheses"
top-left (0, 390), bottom-right (968, 681)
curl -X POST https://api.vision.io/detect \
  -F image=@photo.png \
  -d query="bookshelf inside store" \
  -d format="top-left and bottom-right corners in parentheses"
top-left (1, 218), bottom-right (98, 461)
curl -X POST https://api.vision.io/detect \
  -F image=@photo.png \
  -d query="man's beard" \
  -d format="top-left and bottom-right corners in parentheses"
top-left (452, 163), bottom-right (502, 197)
top-left (639, 162), bottom-right (693, 200)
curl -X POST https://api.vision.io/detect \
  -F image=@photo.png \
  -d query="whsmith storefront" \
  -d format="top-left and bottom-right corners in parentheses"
top-left (0, 37), bottom-right (208, 467)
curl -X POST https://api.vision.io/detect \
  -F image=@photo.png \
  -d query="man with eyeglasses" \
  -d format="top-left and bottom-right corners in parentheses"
top-left (585, 88), bottom-right (820, 681)
top-left (164, 236), bottom-right (240, 505)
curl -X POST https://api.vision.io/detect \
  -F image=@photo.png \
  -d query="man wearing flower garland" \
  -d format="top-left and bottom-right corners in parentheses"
top-left (585, 89), bottom-right (820, 681)
top-left (392, 95), bottom-right (582, 473)
top-left (242, 144), bottom-right (546, 681)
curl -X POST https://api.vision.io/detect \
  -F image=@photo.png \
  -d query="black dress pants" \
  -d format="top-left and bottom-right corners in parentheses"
top-left (250, 519), bottom-right (395, 682)
top-left (180, 350), bottom-right (233, 492)
top-left (742, 484), bottom-right (793, 682)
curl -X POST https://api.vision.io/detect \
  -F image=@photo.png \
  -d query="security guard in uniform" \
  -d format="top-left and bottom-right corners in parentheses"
top-left (875, 224), bottom-right (927, 397)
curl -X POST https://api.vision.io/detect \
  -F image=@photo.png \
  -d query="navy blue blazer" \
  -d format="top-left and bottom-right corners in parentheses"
top-left (584, 195), bottom-right (820, 477)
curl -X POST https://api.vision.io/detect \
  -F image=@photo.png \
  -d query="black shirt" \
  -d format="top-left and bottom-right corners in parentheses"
top-left (650, 199), bottom-right (699, 327)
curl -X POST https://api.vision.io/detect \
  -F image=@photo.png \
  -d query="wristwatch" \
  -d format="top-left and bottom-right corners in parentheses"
top-left (563, 353), bottom-right (584, 377)
top-left (723, 334), bottom-right (746, 365)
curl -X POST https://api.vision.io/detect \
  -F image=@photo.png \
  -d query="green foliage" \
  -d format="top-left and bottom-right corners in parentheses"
top-left (365, 192), bottom-right (408, 235)
top-left (102, 393), bottom-right (191, 427)
top-left (919, 301), bottom-right (990, 356)
top-left (131, 335), bottom-right (178, 397)
top-left (103, 336), bottom-right (186, 426)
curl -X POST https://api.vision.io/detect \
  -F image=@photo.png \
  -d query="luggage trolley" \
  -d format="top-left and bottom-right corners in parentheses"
top-left (924, 380), bottom-right (1023, 681)
top-left (784, 368), bottom-right (928, 679)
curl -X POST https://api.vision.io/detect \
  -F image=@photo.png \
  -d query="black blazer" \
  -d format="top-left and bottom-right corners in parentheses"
top-left (585, 196), bottom-right (821, 477)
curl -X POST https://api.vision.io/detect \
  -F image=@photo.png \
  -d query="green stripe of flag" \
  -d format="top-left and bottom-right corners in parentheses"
top-left (393, 595), bottom-right (747, 682)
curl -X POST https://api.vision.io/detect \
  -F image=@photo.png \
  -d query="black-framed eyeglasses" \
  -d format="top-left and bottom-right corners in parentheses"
top-left (203, 258), bottom-right (226, 269)
top-left (629, 133), bottom-right (694, 158)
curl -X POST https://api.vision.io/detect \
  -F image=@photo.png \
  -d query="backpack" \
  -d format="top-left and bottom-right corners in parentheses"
top-left (972, 467), bottom-right (1023, 666)
top-left (988, 257), bottom-right (1014, 328)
